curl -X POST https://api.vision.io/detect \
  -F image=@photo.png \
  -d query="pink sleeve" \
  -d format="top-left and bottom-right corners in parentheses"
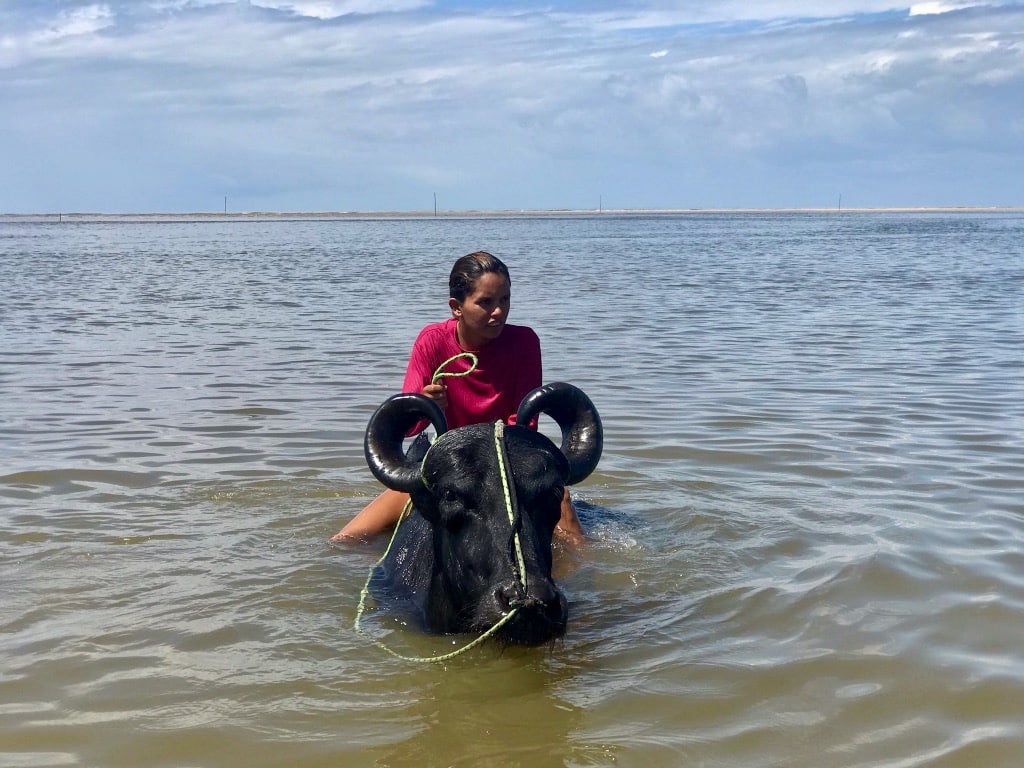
top-left (508, 328), bottom-right (542, 427)
top-left (399, 327), bottom-right (441, 436)
top-left (402, 327), bottom-right (437, 395)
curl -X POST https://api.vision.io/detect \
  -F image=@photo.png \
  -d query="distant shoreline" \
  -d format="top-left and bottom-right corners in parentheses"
top-left (2, 206), bottom-right (1022, 223)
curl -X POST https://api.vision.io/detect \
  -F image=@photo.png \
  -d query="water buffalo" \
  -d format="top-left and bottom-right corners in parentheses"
top-left (363, 382), bottom-right (602, 646)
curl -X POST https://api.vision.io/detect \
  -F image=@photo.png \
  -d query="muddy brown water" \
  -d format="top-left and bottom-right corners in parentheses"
top-left (2, 212), bottom-right (1023, 767)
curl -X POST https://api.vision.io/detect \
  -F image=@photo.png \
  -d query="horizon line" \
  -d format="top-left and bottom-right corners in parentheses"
top-left (3, 205), bottom-right (1024, 221)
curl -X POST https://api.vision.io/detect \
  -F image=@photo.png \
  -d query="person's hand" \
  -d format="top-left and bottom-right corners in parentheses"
top-left (422, 382), bottom-right (448, 411)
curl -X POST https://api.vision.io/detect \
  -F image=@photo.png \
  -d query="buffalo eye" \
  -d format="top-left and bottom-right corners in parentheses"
top-left (440, 488), bottom-right (471, 534)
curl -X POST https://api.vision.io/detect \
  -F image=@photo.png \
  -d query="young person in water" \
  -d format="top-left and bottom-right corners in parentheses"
top-left (330, 250), bottom-right (584, 543)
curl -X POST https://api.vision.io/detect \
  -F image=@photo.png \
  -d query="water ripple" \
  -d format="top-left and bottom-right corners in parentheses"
top-left (2, 213), bottom-right (1023, 766)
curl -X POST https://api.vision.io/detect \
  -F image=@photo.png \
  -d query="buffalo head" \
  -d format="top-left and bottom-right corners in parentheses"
top-left (364, 382), bottom-right (602, 646)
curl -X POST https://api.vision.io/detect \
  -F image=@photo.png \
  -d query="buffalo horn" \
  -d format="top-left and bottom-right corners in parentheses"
top-left (516, 382), bottom-right (603, 485)
top-left (364, 394), bottom-right (448, 492)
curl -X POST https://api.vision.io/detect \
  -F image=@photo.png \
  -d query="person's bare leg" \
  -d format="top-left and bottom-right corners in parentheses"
top-left (555, 488), bottom-right (585, 545)
top-left (330, 489), bottom-right (409, 542)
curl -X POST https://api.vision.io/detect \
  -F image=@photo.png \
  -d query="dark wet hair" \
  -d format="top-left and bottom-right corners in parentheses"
top-left (448, 251), bottom-right (511, 301)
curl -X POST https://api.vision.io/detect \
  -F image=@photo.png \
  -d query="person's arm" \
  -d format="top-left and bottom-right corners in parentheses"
top-left (330, 325), bottom-right (446, 543)
top-left (402, 326), bottom-right (448, 430)
top-left (516, 329), bottom-right (584, 541)
top-left (402, 327), bottom-right (437, 395)
top-left (509, 327), bottom-right (543, 427)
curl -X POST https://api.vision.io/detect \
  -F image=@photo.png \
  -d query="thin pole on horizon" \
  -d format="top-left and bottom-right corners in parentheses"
top-left (434, 193), bottom-right (437, 217)
top-left (838, 194), bottom-right (842, 212)
top-left (224, 196), bottom-right (228, 214)
top-left (599, 194), bottom-right (602, 213)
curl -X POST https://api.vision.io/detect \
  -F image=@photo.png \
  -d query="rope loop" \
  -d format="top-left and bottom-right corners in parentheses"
top-left (420, 351), bottom-right (478, 489)
top-left (431, 352), bottom-right (478, 385)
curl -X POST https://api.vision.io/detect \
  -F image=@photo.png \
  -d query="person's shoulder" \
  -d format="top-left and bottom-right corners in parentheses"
top-left (501, 323), bottom-right (540, 349)
top-left (414, 318), bottom-right (456, 343)
top-left (504, 323), bottom-right (539, 340)
top-left (411, 318), bottom-right (459, 359)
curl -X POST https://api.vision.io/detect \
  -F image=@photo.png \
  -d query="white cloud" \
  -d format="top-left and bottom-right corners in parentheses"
top-left (35, 4), bottom-right (115, 42)
top-left (0, 4), bottom-right (116, 67)
top-left (250, 0), bottom-right (428, 19)
top-left (1, 1), bottom-right (1023, 211)
top-left (910, 2), bottom-right (986, 15)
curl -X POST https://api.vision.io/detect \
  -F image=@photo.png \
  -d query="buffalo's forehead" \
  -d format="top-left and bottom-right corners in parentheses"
top-left (506, 430), bottom-right (570, 484)
top-left (421, 425), bottom-right (568, 492)
top-left (421, 425), bottom-right (496, 486)
top-left (508, 448), bottom-right (567, 487)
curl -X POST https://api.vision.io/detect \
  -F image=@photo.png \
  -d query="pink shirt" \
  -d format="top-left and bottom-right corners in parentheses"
top-left (402, 318), bottom-right (542, 431)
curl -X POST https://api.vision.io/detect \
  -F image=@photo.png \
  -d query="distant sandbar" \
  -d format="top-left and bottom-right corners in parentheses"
top-left (3, 206), bottom-right (1022, 223)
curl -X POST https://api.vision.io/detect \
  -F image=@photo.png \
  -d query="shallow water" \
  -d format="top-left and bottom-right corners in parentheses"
top-left (2, 212), bottom-right (1023, 767)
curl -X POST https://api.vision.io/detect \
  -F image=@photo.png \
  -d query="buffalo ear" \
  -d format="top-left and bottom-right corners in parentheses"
top-left (364, 394), bottom-right (447, 492)
top-left (516, 383), bottom-right (603, 485)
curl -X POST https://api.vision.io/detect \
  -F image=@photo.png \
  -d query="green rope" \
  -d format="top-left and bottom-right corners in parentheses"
top-left (353, 495), bottom-right (523, 664)
top-left (353, 353), bottom-right (531, 664)
top-left (421, 351), bottom-right (478, 490)
top-left (430, 351), bottom-right (478, 385)
top-left (495, 421), bottom-right (529, 593)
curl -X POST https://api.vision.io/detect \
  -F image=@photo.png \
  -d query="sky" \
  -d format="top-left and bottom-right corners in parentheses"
top-left (1, 1), bottom-right (1022, 213)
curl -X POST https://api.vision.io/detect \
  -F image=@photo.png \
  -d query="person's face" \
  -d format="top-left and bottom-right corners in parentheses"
top-left (450, 272), bottom-right (511, 350)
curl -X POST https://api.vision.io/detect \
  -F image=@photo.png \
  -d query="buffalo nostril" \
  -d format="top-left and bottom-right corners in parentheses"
top-left (494, 579), bottom-right (567, 633)
top-left (495, 582), bottom-right (526, 612)
top-left (532, 582), bottom-right (568, 623)
top-left (532, 580), bottom-right (561, 607)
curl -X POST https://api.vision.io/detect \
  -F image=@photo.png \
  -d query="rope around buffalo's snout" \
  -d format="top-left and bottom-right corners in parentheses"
top-left (353, 496), bottom-right (523, 663)
top-left (354, 353), bottom-right (533, 663)
top-left (494, 420), bottom-right (530, 596)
